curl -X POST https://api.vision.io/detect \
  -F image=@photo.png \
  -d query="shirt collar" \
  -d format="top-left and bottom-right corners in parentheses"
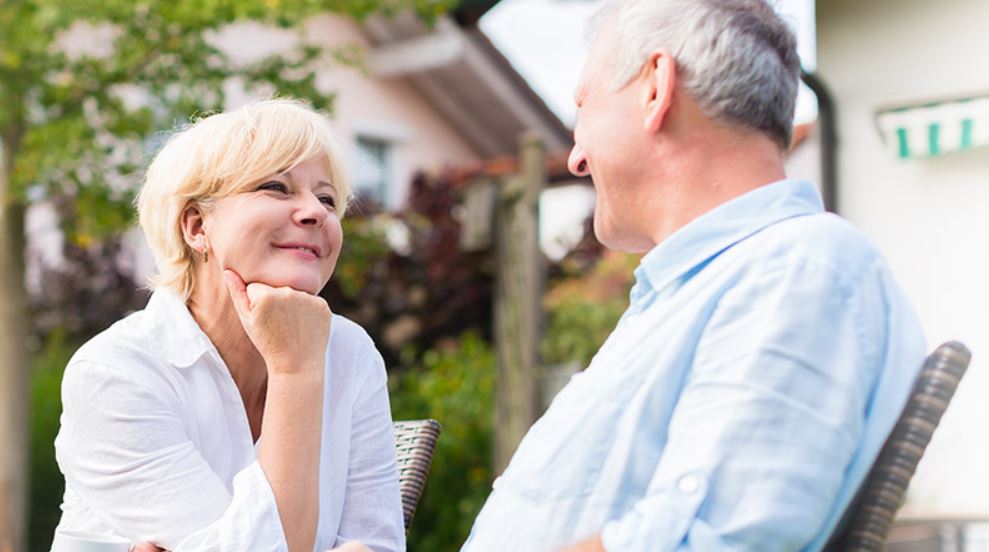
top-left (141, 287), bottom-right (215, 369)
top-left (634, 179), bottom-right (824, 296)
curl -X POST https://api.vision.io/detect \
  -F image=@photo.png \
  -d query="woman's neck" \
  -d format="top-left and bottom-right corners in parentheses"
top-left (187, 277), bottom-right (268, 414)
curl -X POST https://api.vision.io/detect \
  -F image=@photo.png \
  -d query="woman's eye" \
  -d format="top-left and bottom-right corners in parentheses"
top-left (319, 195), bottom-right (336, 209)
top-left (258, 181), bottom-right (289, 193)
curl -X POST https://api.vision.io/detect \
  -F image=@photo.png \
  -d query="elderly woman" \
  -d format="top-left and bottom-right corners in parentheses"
top-left (53, 99), bottom-right (405, 552)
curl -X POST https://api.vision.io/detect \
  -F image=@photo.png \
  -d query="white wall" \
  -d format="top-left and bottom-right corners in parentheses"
top-left (818, 0), bottom-right (989, 517)
top-left (784, 125), bottom-right (823, 187)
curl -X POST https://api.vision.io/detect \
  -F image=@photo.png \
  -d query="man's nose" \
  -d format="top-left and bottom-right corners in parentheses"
top-left (567, 144), bottom-right (589, 177)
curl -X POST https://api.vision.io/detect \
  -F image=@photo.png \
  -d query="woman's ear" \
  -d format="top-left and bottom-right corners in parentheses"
top-left (643, 48), bottom-right (676, 134)
top-left (180, 202), bottom-right (207, 253)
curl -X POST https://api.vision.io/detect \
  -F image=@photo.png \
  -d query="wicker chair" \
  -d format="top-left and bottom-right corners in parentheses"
top-left (393, 419), bottom-right (442, 533)
top-left (825, 341), bottom-right (971, 551)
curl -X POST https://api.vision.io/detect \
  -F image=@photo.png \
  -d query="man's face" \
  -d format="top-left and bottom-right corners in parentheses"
top-left (567, 21), bottom-right (652, 252)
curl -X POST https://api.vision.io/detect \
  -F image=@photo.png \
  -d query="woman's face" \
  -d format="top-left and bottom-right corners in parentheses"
top-left (202, 156), bottom-right (343, 295)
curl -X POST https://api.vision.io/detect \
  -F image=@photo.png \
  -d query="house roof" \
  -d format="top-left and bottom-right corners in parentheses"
top-left (361, 10), bottom-right (573, 158)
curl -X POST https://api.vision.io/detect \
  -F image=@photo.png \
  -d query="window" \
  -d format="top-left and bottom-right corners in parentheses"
top-left (354, 136), bottom-right (391, 206)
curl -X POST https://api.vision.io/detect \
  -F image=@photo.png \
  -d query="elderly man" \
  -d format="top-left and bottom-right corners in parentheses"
top-left (462, 1), bottom-right (926, 551)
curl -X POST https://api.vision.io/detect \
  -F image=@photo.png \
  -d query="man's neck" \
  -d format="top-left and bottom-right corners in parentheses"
top-left (638, 131), bottom-right (787, 248)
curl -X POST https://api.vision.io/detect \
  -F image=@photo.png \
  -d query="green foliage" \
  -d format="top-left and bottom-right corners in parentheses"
top-left (0, 0), bottom-right (456, 240)
top-left (335, 216), bottom-right (392, 297)
top-left (323, 173), bottom-right (494, 369)
top-left (541, 250), bottom-right (638, 367)
top-left (389, 332), bottom-right (495, 551)
top-left (28, 329), bottom-right (78, 552)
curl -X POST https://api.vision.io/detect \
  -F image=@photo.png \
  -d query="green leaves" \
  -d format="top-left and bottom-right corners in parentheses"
top-left (0, 0), bottom-right (456, 239)
top-left (390, 332), bottom-right (495, 551)
top-left (541, 250), bottom-right (638, 366)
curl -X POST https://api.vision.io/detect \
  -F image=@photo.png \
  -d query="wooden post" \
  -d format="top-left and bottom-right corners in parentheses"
top-left (493, 131), bottom-right (545, 474)
top-left (0, 139), bottom-right (28, 552)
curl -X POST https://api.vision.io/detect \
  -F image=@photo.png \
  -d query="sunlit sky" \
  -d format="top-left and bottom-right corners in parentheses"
top-left (478, 0), bottom-right (818, 259)
top-left (481, 0), bottom-right (818, 127)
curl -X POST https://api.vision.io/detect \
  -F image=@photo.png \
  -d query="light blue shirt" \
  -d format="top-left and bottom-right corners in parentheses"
top-left (463, 179), bottom-right (926, 551)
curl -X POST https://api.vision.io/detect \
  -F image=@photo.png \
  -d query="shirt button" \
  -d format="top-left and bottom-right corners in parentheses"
top-left (677, 474), bottom-right (701, 494)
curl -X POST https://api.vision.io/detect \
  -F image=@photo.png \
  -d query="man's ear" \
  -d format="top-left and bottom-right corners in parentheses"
top-left (180, 202), bottom-right (207, 252)
top-left (643, 48), bottom-right (676, 134)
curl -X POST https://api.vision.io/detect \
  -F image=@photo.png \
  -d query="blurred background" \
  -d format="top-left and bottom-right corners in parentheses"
top-left (1, 0), bottom-right (987, 550)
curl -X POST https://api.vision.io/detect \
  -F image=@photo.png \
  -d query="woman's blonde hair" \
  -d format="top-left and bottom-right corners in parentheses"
top-left (136, 98), bottom-right (350, 300)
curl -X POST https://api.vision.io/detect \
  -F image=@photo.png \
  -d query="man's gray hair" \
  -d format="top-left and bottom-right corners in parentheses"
top-left (590, 0), bottom-right (801, 150)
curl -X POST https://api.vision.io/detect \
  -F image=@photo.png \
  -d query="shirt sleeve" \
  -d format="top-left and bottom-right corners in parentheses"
top-left (333, 347), bottom-right (406, 552)
top-left (600, 258), bottom-right (888, 552)
top-left (55, 359), bottom-right (289, 551)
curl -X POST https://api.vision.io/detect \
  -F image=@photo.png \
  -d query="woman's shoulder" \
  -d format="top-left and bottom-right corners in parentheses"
top-left (326, 314), bottom-right (387, 383)
top-left (327, 314), bottom-right (377, 353)
top-left (70, 289), bottom-right (215, 376)
top-left (70, 310), bottom-right (158, 368)
top-left (64, 308), bottom-right (181, 399)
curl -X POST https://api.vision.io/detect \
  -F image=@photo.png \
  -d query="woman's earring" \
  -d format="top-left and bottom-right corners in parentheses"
top-left (203, 247), bottom-right (209, 264)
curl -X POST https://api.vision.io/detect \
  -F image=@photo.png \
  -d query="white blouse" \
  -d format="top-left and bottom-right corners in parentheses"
top-left (53, 288), bottom-right (406, 552)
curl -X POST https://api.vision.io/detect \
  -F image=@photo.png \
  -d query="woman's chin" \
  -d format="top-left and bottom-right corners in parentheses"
top-left (253, 274), bottom-right (325, 295)
top-left (285, 279), bottom-right (323, 295)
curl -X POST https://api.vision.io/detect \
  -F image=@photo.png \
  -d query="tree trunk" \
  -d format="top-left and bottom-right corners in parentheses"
top-left (493, 131), bottom-right (545, 474)
top-left (0, 140), bottom-right (28, 552)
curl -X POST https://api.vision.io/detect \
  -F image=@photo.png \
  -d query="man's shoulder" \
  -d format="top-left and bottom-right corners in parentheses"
top-left (742, 211), bottom-right (886, 274)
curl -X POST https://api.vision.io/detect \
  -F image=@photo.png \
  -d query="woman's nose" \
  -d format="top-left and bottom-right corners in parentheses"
top-left (296, 193), bottom-right (329, 226)
top-left (568, 144), bottom-right (589, 177)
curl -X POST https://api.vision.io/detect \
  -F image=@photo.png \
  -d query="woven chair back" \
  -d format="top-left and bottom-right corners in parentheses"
top-left (826, 341), bottom-right (971, 551)
top-left (393, 419), bottom-right (442, 533)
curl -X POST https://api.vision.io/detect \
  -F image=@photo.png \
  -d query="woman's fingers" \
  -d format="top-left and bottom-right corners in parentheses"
top-left (221, 272), bottom-right (330, 374)
top-left (222, 269), bottom-right (252, 318)
top-left (244, 281), bottom-right (276, 309)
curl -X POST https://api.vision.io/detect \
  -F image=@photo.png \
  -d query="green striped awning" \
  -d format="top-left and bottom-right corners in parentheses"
top-left (876, 95), bottom-right (989, 159)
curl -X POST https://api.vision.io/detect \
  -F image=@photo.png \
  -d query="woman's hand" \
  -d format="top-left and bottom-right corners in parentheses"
top-left (224, 268), bottom-right (327, 551)
top-left (223, 269), bottom-right (331, 375)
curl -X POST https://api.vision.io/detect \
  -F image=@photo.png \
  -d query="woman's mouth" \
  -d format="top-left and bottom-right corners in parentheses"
top-left (273, 243), bottom-right (321, 259)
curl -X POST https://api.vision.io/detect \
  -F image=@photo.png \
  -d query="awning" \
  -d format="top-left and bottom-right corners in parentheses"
top-left (875, 94), bottom-right (989, 159)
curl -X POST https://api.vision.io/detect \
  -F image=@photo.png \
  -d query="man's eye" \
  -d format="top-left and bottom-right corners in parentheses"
top-left (259, 181), bottom-right (288, 193)
top-left (319, 195), bottom-right (336, 208)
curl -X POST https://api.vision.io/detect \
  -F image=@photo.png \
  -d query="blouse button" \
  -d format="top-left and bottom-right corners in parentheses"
top-left (677, 474), bottom-right (702, 494)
